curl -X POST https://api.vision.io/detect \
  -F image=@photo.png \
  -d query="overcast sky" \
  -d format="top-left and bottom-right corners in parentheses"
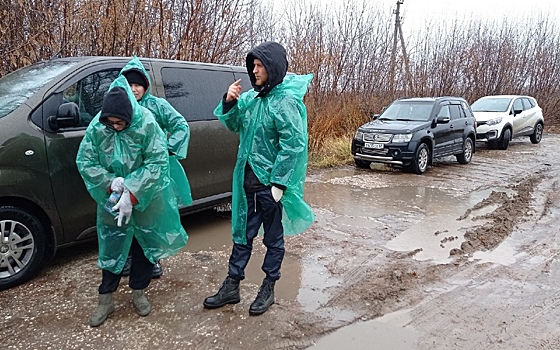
top-left (393, 0), bottom-right (559, 30)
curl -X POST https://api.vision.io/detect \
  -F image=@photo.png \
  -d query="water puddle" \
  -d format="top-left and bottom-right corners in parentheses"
top-left (307, 308), bottom-right (419, 350)
top-left (182, 211), bottom-right (336, 310)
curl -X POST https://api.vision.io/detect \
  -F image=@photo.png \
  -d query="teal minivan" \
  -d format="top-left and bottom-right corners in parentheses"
top-left (0, 57), bottom-right (249, 290)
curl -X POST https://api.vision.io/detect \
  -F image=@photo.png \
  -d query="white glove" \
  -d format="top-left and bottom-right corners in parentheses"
top-left (112, 189), bottom-right (133, 227)
top-left (111, 177), bottom-right (125, 194)
top-left (271, 186), bottom-right (284, 202)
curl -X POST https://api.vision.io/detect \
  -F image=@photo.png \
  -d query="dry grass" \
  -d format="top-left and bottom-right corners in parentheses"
top-left (308, 136), bottom-right (354, 169)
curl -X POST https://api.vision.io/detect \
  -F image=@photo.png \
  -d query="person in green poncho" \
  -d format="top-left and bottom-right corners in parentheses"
top-left (76, 76), bottom-right (188, 327)
top-left (119, 56), bottom-right (192, 279)
top-left (203, 41), bottom-right (314, 316)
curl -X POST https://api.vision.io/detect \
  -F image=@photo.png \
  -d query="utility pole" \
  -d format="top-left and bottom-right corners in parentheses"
top-left (389, 0), bottom-right (413, 95)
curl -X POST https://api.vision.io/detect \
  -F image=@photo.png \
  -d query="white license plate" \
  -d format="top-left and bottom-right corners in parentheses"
top-left (364, 142), bottom-right (384, 149)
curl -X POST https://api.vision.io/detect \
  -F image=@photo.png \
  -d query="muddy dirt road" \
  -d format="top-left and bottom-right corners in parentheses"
top-left (2, 135), bottom-right (560, 350)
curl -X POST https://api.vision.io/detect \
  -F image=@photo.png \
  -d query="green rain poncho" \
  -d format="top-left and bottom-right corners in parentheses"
top-left (120, 56), bottom-right (192, 206)
top-left (214, 72), bottom-right (315, 244)
top-left (76, 75), bottom-right (188, 274)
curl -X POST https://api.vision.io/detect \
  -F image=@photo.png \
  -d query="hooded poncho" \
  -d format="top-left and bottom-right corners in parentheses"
top-left (76, 75), bottom-right (188, 274)
top-left (214, 41), bottom-right (315, 244)
top-left (120, 56), bottom-right (192, 207)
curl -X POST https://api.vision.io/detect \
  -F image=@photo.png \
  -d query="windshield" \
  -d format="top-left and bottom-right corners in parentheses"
top-left (471, 97), bottom-right (512, 112)
top-left (0, 60), bottom-right (78, 118)
top-left (379, 101), bottom-right (434, 122)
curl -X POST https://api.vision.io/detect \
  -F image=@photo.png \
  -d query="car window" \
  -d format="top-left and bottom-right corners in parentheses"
top-left (471, 97), bottom-right (511, 112)
top-left (63, 69), bottom-right (120, 127)
top-left (449, 105), bottom-right (462, 120)
top-left (513, 98), bottom-right (524, 112)
top-left (436, 105), bottom-right (450, 119)
top-left (0, 61), bottom-right (79, 119)
top-left (382, 101), bottom-right (433, 121)
top-left (521, 98), bottom-right (534, 110)
top-left (162, 67), bottom-right (236, 122)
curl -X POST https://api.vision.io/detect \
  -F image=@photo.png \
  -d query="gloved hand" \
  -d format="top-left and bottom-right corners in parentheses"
top-left (271, 186), bottom-right (284, 202)
top-left (111, 177), bottom-right (125, 194)
top-left (112, 189), bottom-right (133, 227)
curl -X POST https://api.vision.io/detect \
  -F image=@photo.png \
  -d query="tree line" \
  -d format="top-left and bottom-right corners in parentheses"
top-left (2, 0), bottom-right (559, 147)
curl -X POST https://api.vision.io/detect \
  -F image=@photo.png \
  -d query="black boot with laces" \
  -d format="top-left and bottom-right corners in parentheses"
top-left (203, 276), bottom-right (241, 309)
top-left (249, 278), bottom-right (275, 316)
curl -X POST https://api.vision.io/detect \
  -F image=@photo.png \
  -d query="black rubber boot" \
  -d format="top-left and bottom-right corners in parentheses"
top-left (249, 279), bottom-right (275, 316)
top-left (203, 276), bottom-right (241, 309)
top-left (121, 255), bottom-right (132, 276)
top-left (152, 260), bottom-right (163, 279)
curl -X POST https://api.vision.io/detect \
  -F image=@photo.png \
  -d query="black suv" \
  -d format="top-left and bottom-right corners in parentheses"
top-left (351, 97), bottom-right (476, 174)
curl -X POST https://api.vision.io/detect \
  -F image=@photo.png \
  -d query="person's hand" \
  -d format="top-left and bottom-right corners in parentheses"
top-left (111, 177), bottom-right (125, 194)
top-left (112, 189), bottom-right (133, 227)
top-left (225, 79), bottom-right (242, 102)
top-left (271, 186), bottom-right (284, 202)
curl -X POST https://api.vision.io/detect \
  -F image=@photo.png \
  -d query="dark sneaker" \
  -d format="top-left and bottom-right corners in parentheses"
top-left (249, 279), bottom-right (275, 316)
top-left (203, 276), bottom-right (241, 309)
top-left (152, 261), bottom-right (163, 279)
top-left (121, 255), bottom-right (132, 276)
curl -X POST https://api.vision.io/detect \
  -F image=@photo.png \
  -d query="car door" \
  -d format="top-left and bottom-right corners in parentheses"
top-left (431, 103), bottom-right (454, 157)
top-left (449, 103), bottom-right (468, 153)
top-left (41, 62), bottom-right (123, 243)
top-left (511, 97), bottom-right (529, 136)
top-left (157, 64), bottom-right (243, 208)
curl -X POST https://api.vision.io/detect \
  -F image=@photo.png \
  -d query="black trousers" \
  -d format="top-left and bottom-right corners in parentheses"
top-left (98, 237), bottom-right (154, 294)
top-left (228, 188), bottom-right (285, 281)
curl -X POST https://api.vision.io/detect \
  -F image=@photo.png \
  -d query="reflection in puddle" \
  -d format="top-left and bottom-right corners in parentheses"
top-left (307, 308), bottom-right (418, 350)
top-left (470, 237), bottom-right (517, 265)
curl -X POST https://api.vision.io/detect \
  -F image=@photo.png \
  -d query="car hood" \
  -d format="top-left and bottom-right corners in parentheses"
top-left (472, 111), bottom-right (507, 122)
top-left (359, 119), bottom-right (430, 134)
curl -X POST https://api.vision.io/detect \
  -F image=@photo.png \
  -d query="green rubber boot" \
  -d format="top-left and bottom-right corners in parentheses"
top-left (89, 293), bottom-right (115, 327)
top-left (132, 289), bottom-right (152, 316)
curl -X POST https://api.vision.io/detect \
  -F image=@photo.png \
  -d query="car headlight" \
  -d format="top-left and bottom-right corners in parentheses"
top-left (391, 133), bottom-right (413, 143)
top-left (486, 117), bottom-right (503, 126)
top-left (354, 131), bottom-right (364, 140)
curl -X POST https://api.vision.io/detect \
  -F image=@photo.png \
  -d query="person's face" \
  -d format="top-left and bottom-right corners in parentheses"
top-left (129, 83), bottom-right (146, 101)
top-left (105, 117), bottom-right (127, 131)
top-left (253, 59), bottom-right (268, 86)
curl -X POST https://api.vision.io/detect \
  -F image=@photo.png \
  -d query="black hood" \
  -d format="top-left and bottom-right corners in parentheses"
top-left (246, 41), bottom-right (288, 97)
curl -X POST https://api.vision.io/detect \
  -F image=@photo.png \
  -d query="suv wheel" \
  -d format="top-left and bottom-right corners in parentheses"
top-left (354, 159), bottom-right (372, 169)
top-left (530, 122), bottom-right (543, 144)
top-left (456, 138), bottom-right (474, 164)
top-left (497, 128), bottom-right (511, 150)
top-left (409, 143), bottom-right (429, 174)
top-left (0, 207), bottom-right (46, 291)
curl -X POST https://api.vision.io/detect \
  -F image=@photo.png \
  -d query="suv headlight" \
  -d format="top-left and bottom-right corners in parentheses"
top-left (354, 131), bottom-right (364, 141)
top-left (486, 117), bottom-right (503, 126)
top-left (391, 133), bottom-right (413, 143)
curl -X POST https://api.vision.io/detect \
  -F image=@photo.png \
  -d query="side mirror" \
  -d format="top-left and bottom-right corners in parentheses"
top-left (370, 113), bottom-right (380, 121)
top-left (48, 102), bottom-right (80, 130)
top-left (512, 109), bottom-right (522, 116)
top-left (432, 116), bottom-right (450, 128)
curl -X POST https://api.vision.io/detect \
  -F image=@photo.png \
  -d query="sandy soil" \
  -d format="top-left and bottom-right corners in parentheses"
top-left (1, 134), bottom-right (559, 350)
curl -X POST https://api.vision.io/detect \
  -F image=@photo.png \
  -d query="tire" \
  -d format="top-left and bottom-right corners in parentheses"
top-left (456, 137), bottom-right (474, 164)
top-left (409, 143), bottom-right (429, 174)
top-left (530, 122), bottom-right (543, 144)
top-left (497, 128), bottom-right (511, 150)
top-left (0, 207), bottom-right (47, 290)
top-left (354, 159), bottom-right (372, 169)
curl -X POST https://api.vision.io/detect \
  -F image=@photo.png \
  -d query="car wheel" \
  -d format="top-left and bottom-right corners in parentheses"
top-left (354, 159), bottom-right (372, 169)
top-left (456, 137), bottom-right (474, 164)
top-left (409, 143), bottom-right (429, 174)
top-left (0, 206), bottom-right (47, 290)
top-left (497, 128), bottom-right (511, 150)
top-left (530, 122), bottom-right (543, 144)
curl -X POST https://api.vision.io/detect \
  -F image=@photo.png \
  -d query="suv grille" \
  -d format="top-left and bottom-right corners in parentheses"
top-left (363, 133), bottom-right (392, 142)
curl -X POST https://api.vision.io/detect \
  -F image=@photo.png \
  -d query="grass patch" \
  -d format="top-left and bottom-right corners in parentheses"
top-left (308, 136), bottom-right (354, 168)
